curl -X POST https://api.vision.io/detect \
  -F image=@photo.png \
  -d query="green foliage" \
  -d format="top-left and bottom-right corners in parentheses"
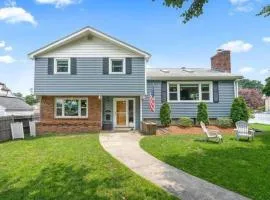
top-left (0, 134), bottom-right (175, 200)
top-left (230, 97), bottom-right (249, 123)
top-left (217, 117), bottom-right (233, 128)
top-left (197, 102), bottom-right (209, 125)
top-left (141, 124), bottom-right (270, 200)
top-left (263, 77), bottom-right (270, 96)
top-left (239, 79), bottom-right (264, 92)
top-left (13, 92), bottom-right (23, 98)
top-left (160, 102), bottom-right (171, 127)
top-left (154, 0), bottom-right (270, 23)
top-left (179, 117), bottom-right (193, 127)
top-left (24, 94), bottom-right (38, 106)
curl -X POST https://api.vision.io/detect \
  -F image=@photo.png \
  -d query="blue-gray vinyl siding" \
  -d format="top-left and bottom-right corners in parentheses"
top-left (142, 80), bottom-right (235, 119)
top-left (34, 57), bottom-right (145, 96)
top-left (102, 96), bottom-right (140, 129)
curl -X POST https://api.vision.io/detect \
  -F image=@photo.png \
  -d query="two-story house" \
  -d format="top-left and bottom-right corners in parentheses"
top-left (29, 27), bottom-right (242, 134)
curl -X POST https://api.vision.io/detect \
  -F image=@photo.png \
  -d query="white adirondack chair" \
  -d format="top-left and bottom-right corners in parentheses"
top-left (235, 121), bottom-right (255, 141)
top-left (200, 121), bottom-right (223, 143)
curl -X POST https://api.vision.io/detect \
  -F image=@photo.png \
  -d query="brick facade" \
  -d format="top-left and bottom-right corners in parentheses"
top-left (37, 96), bottom-right (101, 135)
top-left (211, 50), bottom-right (231, 73)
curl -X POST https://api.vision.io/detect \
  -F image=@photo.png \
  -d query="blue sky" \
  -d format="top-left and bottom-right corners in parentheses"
top-left (0, 0), bottom-right (270, 95)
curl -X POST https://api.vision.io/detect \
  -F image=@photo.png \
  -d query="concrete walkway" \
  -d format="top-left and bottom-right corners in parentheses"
top-left (100, 132), bottom-right (249, 200)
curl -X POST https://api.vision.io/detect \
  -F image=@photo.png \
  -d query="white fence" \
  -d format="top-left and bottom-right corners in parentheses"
top-left (249, 113), bottom-right (270, 125)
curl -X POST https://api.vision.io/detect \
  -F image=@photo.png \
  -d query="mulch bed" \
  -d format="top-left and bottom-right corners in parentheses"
top-left (157, 125), bottom-right (235, 136)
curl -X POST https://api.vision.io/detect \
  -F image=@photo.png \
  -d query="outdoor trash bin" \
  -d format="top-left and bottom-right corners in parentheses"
top-left (141, 121), bottom-right (157, 135)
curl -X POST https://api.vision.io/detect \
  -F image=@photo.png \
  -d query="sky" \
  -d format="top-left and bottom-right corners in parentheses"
top-left (0, 0), bottom-right (270, 95)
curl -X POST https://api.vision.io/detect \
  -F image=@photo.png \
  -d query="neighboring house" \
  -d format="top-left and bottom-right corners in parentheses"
top-left (29, 26), bottom-right (242, 134)
top-left (0, 82), bottom-right (34, 116)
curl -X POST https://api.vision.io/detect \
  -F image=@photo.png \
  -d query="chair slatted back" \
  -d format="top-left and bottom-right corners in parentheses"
top-left (235, 121), bottom-right (248, 134)
top-left (200, 121), bottom-right (210, 137)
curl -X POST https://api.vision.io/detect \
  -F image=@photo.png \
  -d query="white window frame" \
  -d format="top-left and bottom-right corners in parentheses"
top-left (54, 97), bottom-right (88, 118)
top-left (167, 81), bottom-right (213, 103)
top-left (109, 58), bottom-right (126, 74)
top-left (54, 58), bottom-right (71, 74)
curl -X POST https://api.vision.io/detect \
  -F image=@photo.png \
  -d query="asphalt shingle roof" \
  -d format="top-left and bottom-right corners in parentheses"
top-left (147, 68), bottom-right (243, 81)
top-left (0, 96), bottom-right (33, 111)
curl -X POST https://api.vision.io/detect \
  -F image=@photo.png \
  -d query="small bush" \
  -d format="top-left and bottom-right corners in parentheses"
top-left (179, 117), bottom-right (193, 127)
top-left (160, 102), bottom-right (171, 127)
top-left (217, 117), bottom-right (233, 128)
top-left (230, 97), bottom-right (250, 123)
top-left (197, 102), bottom-right (209, 125)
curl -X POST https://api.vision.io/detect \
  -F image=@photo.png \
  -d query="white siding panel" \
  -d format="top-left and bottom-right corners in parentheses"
top-left (40, 36), bottom-right (141, 58)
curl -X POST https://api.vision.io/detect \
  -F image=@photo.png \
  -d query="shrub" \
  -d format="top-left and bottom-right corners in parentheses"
top-left (230, 97), bottom-right (250, 123)
top-left (160, 102), bottom-right (171, 127)
top-left (239, 89), bottom-right (264, 109)
top-left (217, 117), bottom-right (233, 128)
top-left (197, 102), bottom-right (209, 125)
top-left (179, 117), bottom-right (193, 127)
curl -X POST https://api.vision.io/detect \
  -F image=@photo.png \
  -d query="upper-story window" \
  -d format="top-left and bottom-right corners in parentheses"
top-left (109, 58), bottom-right (125, 74)
top-left (168, 82), bottom-right (213, 102)
top-left (54, 58), bottom-right (70, 74)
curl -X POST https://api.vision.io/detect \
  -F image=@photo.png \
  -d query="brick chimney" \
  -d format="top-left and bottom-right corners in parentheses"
top-left (211, 49), bottom-right (231, 73)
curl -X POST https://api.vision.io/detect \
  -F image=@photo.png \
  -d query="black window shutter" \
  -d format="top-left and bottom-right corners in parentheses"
top-left (103, 57), bottom-right (109, 74)
top-left (71, 58), bottom-right (77, 75)
top-left (213, 81), bottom-right (219, 103)
top-left (48, 58), bottom-right (54, 75)
top-left (126, 58), bottom-right (132, 74)
top-left (161, 81), bottom-right (167, 103)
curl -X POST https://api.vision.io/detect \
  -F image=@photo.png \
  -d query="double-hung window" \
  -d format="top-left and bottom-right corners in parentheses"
top-left (54, 58), bottom-right (70, 74)
top-left (109, 58), bottom-right (125, 74)
top-left (55, 98), bottom-right (88, 118)
top-left (168, 82), bottom-right (213, 102)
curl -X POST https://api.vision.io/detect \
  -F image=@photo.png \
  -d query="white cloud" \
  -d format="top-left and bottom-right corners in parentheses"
top-left (219, 40), bottom-right (253, 53)
top-left (229, 0), bottom-right (253, 13)
top-left (35, 0), bottom-right (81, 8)
top-left (0, 41), bottom-right (5, 48)
top-left (0, 7), bottom-right (37, 25)
top-left (260, 69), bottom-right (269, 75)
top-left (262, 37), bottom-right (270, 43)
top-left (4, 46), bottom-right (12, 51)
top-left (0, 55), bottom-right (15, 64)
top-left (239, 67), bottom-right (254, 73)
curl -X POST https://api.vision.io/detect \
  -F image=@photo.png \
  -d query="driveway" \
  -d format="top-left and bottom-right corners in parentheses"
top-left (100, 132), bottom-right (249, 200)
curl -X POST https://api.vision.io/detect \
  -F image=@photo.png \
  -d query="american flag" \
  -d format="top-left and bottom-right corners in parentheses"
top-left (149, 86), bottom-right (155, 112)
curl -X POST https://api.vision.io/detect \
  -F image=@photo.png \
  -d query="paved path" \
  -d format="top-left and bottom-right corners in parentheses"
top-left (100, 132), bottom-right (249, 200)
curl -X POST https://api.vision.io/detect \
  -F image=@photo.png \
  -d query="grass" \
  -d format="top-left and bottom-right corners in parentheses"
top-left (140, 124), bottom-right (270, 200)
top-left (0, 134), bottom-right (176, 200)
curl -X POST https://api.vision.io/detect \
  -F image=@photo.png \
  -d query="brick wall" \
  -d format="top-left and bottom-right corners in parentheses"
top-left (211, 50), bottom-right (231, 73)
top-left (37, 96), bottom-right (101, 135)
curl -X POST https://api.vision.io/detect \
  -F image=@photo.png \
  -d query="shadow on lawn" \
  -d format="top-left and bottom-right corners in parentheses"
top-left (0, 162), bottom-right (159, 200)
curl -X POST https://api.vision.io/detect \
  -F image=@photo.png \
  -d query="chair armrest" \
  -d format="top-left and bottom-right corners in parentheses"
top-left (249, 129), bottom-right (255, 135)
top-left (208, 129), bottom-right (221, 136)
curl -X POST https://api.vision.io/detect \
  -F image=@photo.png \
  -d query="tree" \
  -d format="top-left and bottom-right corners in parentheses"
top-left (156, 0), bottom-right (270, 23)
top-left (263, 77), bottom-right (270, 96)
top-left (197, 102), bottom-right (209, 124)
top-left (24, 94), bottom-right (38, 106)
top-left (239, 89), bottom-right (264, 109)
top-left (238, 79), bottom-right (264, 92)
top-left (13, 92), bottom-right (23, 98)
top-left (160, 102), bottom-right (171, 127)
top-left (230, 97), bottom-right (249, 123)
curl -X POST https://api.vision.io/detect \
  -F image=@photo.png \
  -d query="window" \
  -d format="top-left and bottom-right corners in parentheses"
top-left (109, 58), bottom-right (125, 74)
top-left (180, 84), bottom-right (199, 101)
top-left (55, 98), bottom-right (88, 118)
top-left (54, 58), bottom-right (70, 74)
top-left (169, 84), bottom-right (178, 101)
top-left (168, 82), bottom-right (212, 102)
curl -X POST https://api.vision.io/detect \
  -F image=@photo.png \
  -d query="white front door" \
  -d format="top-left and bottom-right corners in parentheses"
top-left (113, 98), bottom-right (135, 128)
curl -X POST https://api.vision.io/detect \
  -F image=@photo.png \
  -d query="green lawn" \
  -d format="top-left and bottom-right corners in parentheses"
top-left (140, 124), bottom-right (270, 200)
top-left (0, 134), bottom-right (176, 200)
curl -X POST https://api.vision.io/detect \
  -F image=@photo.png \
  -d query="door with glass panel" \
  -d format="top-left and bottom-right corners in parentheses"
top-left (114, 98), bottom-right (135, 128)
